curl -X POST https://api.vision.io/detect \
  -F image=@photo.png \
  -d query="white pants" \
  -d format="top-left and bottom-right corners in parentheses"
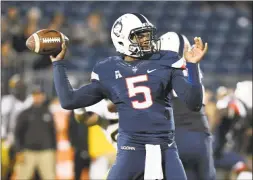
top-left (89, 156), bottom-right (110, 179)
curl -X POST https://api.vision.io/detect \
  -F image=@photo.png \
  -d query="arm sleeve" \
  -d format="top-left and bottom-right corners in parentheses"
top-left (171, 63), bottom-right (203, 111)
top-left (52, 61), bottom-right (105, 110)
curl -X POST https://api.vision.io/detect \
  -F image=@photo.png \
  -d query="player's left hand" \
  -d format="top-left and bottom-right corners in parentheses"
top-left (184, 37), bottom-right (208, 63)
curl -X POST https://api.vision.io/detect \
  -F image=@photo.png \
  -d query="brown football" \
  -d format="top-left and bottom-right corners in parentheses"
top-left (26, 29), bottom-right (69, 55)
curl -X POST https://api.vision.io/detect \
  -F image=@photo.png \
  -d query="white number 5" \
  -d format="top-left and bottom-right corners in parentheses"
top-left (126, 75), bottom-right (153, 109)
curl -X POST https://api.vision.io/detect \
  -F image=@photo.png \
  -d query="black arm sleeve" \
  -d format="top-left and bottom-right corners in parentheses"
top-left (52, 61), bottom-right (105, 110)
top-left (172, 63), bottom-right (203, 111)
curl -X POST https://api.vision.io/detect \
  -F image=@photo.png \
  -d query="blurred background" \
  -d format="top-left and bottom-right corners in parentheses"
top-left (1, 1), bottom-right (252, 180)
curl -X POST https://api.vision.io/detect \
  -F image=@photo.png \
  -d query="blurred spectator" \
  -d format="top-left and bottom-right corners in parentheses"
top-left (216, 86), bottom-right (231, 101)
top-left (14, 85), bottom-right (56, 179)
top-left (4, 7), bottom-right (23, 38)
top-left (1, 74), bottom-right (33, 180)
top-left (234, 81), bottom-right (252, 163)
top-left (1, 17), bottom-right (9, 41)
top-left (1, 39), bottom-right (20, 95)
top-left (69, 112), bottom-right (90, 180)
top-left (1, 39), bottom-right (17, 67)
top-left (204, 89), bottom-right (218, 132)
top-left (214, 81), bottom-right (252, 179)
top-left (12, 7), bottom-right (42, 53)
top-left (48, 11), bottom-right (70, 35)
top-left (1, 74), bottom-right (33, 143)
top-left (48, 12), bottom-right (65, 30)
top-left (48, 97), bottom-right (74, 179)
top-left (25, 7), bottom-right (42, 36)
top-left (72, 12), bottom-right (109, 48)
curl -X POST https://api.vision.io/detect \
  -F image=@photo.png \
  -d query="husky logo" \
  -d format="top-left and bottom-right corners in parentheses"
top-left (142, 22), bottom-right (149, 27)
top-left (113, 19), bottom-right (123, 37)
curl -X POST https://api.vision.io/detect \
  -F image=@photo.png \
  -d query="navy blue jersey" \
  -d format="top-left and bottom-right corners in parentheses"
top-left (172, 95), bottom-right (210, 133)
top-left (53, 50), bottom-right (203, 134)
top-left (171, 79), bottom-right (210, 133)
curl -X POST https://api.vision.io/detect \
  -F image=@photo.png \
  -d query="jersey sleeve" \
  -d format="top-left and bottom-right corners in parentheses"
top-left (152, 50), bottom-right (186, 69)
top-left (52, 61), bottom-right (105, 110)
top-left (172, 64), bottom-right (206, 105)
top-left (171, 63), bottom-right (203, 111)
top-left (90, 60), bottom-right (102, 82)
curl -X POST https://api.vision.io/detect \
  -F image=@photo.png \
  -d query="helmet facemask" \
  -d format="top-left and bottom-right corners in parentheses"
top-left (128, 26), bottom-right (157, 57)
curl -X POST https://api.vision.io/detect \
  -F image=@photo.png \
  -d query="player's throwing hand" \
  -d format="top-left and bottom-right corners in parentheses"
top-left (184, 37), bottom-right (208, 63)
top-left (50, 42), bottom-right (68, 62)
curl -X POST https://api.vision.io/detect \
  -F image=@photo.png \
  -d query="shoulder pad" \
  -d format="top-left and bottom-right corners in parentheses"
top-left (91, 56), bottom-right (122, 81)
top-left (150, 50), bottom-right (186, 69)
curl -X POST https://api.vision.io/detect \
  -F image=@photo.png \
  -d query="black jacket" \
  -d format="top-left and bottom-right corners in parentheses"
top-left (14, 104), bottom-right (56, 152)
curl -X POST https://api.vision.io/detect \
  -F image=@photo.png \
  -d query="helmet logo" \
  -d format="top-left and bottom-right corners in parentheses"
top-left (113, 19), bottom-right (123, 37)
top-left (142, 23), bottom-right (149, 27)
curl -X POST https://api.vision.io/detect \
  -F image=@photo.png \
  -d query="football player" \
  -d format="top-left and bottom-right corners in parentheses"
top-left (74, 99), bottom-right (118, 179)
top-left (214, 81), bottom-right (252, 180)
top-left (74, 32), bottom-right (216, 180)
top-left (74, 100), bottom-right (119, 148)
top-left (50, 13), bottom-right (208, 179)
top-left (162, 32), bottom-right (216, 180)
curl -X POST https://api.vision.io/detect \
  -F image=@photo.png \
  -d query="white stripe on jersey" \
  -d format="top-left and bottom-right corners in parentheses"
top-left (91, 71), bottom-right (100, 81)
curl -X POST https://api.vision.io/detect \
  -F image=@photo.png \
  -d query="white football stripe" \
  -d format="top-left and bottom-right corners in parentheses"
top-left (60, 32), bottom-right (65, 42)
top-left (33, 33), bottom-right (40, 53)
top-left (60, 32), bottom-right (69, 42)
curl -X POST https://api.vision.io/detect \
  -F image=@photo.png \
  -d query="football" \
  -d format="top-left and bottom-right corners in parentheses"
top-left (26, 29), bottom-right (69, 55)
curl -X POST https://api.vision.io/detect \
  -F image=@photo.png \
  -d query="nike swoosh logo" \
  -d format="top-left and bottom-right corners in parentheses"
top-left (147, 69), bottom-right (156, 73)
top-left (168, 142), bottom-right (174, 147)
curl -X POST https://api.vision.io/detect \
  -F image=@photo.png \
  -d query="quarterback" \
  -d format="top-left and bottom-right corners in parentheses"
top-left (75, 31), bottom-right (216, 180)
top-left (50, 13), bottom-right (207, 179)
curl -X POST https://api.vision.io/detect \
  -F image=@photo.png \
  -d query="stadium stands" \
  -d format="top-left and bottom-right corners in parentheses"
top-left (1, 1), bottom-right (252, 85)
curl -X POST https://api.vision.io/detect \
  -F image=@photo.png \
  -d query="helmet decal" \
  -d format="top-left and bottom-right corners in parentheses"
top-left (113, 19), bottom-right (123, 37)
